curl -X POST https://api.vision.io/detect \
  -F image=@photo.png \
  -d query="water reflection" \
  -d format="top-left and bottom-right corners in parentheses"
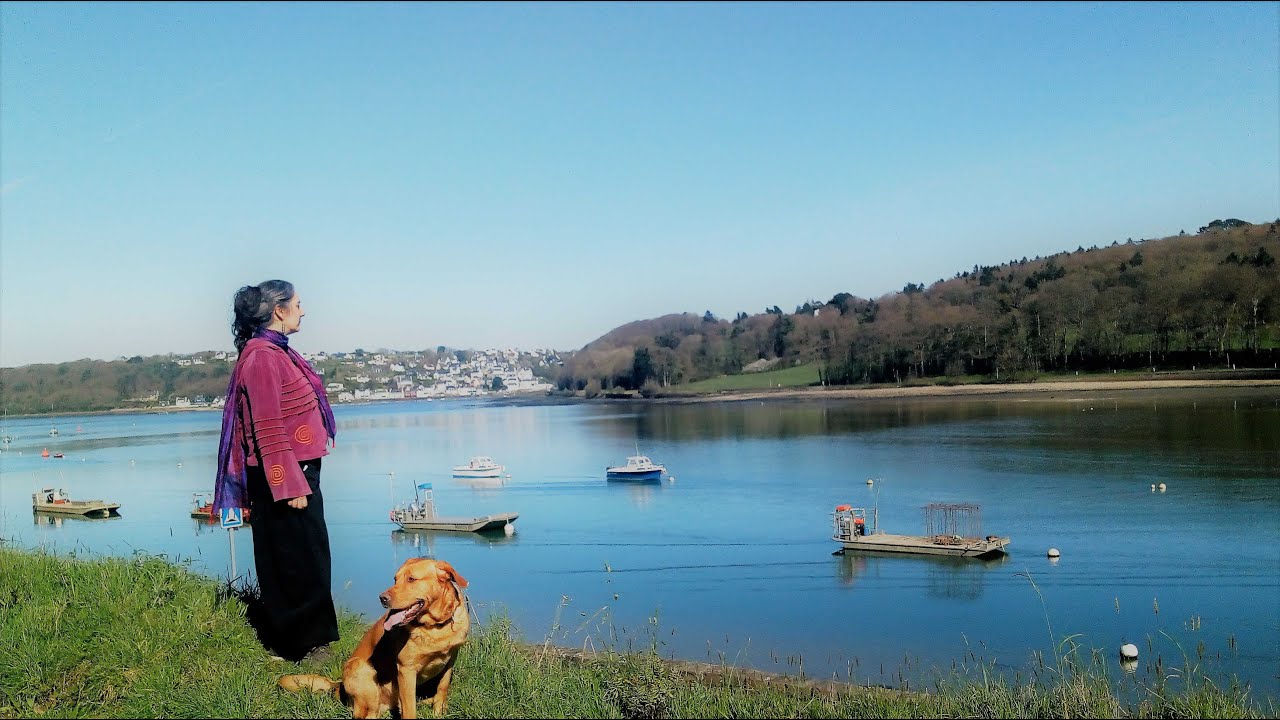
top-left (835, 551), bottom-right (867, 586)
top-left (191, 518), bottom-right (245, 536)
top-left (606, 479), bottom-right (665, 508)
top-left (451, 476), bottom-right (509, 493)
top-left (32, 511), bottom-right (123, 527)
top-left (389, 528), bottom-right (518, 555)
top-left (834, 551), bottom-right (1007, 600)
top-left (580, 389), bottom-right (1280, 473)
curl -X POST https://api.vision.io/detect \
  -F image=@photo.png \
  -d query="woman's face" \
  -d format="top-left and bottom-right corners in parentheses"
top-left (275, 294), bottom-right (305, 335)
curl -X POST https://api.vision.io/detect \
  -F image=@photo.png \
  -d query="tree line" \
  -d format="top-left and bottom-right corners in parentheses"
top-left (555, 219), bottom-right (1279, 394)
top-left (0, 355), bottom-right (233, 416)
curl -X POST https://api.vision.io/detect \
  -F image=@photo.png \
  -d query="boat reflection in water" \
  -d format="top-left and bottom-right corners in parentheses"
top-left (391, 527), bottom-right (517, 547)
top-left (33, 510), bottom-right (123, 528)
top-left (606, 477), bottom-right (666, 508)
top-left (388, 527), bottom-right (517, 564)
top-left (452, 475), bottom-right (509, 498)
top-left (834, 551), bottom-right (1007, 600)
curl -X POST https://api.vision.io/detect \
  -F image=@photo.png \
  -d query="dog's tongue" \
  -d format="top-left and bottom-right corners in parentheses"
top-left (384, 609), bottom-right (410, 632)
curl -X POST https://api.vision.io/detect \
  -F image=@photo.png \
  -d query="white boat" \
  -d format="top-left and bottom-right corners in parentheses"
top-left (452, 456), bottom-right (504, 478)
top-left (606, 455), bottom-right (666, 482)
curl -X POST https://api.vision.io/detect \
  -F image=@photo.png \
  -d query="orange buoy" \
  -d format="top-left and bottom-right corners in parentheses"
top-left (41, 448), bottom-right (50, 458)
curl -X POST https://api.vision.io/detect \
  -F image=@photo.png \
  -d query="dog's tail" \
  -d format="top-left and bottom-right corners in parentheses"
top-left (278, 673), bottom-right (342, 700)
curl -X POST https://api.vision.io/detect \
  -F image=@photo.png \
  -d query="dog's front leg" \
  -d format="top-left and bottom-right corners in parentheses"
top-left (431, 662), bottom-right (456, 717)
top-left (397, 665), bottom-right (420, 719)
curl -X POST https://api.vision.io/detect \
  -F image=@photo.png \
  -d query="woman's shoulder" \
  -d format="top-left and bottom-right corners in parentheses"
top-left (239, 340), bottom-right (289, 368)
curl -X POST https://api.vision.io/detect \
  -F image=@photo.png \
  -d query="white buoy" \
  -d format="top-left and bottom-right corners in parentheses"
top-left (177, 462), bottom-right (182, 468)
top-left (1047, 548), bottom-right (1061, 558)
top-left (503, 522), bottom-right (515, 536)
top-left (1120, 643), bottom-right (1139, 660)
top-left (866, 478), bottom-right (874, 486)
top-left (1151, 484), bottom-right (1156, 492)
top-left (1158, 483), bottom-right (1167, 492)
top-left (668, 476), bottom-right (676, 483)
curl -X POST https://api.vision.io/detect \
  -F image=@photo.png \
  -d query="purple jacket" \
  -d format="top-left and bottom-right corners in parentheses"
top-left (235, 338), bottom-right (330, 501)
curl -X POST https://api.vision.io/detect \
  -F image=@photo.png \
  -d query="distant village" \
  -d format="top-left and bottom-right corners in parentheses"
top-left (161, 348), bottom-right (563, 409)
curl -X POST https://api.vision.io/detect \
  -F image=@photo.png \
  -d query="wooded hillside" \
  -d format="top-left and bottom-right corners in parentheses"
top-left (555, 219), bottom-right (1279, 394)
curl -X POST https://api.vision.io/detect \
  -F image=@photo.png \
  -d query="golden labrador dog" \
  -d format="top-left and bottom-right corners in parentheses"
top-left (279, 558), bottom-right (469, 718)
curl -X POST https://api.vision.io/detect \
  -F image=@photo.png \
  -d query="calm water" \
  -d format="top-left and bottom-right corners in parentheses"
top-left (2, 388), bottom-right (1278, 699)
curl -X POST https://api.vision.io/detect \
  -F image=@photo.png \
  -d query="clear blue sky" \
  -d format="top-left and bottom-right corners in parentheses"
top-left (2, 2), bottom-right (1277, 367)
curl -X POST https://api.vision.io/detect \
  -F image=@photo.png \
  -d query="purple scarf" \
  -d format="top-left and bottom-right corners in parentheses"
top-left (212, 329), bottom-right (336, 513)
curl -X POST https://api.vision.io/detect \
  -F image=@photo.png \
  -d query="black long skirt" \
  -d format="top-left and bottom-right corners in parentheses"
top-left (246, 457), bottom-right (340, 660)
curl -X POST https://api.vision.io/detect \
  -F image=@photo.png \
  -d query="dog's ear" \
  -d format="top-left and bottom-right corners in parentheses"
top-left (424, 575), bottom-right (461, 624)
top-left (435, 560), bottom-right (468, 588)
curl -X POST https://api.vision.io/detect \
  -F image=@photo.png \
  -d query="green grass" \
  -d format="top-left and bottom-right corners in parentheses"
top-left (0, 546), bottom-right (1271, 718)
top-left (679, 363), bottom-right (821, 392)
top-left (670, 363), bottom-right (1279, 397)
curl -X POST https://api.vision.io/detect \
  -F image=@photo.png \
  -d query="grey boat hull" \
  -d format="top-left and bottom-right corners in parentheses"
top-left (33, 502), bottom-right (120, 518)
top-left (393, 512), bottom-right (518, 533)
top-left (836, 532), bottom-right (1010, 558)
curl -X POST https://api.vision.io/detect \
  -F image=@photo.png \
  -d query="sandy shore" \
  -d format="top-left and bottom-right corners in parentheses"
top-left (658, 377), bottom-right (1280, 403)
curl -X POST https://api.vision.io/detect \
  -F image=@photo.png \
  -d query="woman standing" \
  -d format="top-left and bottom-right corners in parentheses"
top-left (213, 280), bottom-right (339, 662)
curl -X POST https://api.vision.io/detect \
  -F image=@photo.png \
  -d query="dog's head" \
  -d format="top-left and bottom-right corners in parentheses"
top-left (380, 558), bottom-right (468, 631)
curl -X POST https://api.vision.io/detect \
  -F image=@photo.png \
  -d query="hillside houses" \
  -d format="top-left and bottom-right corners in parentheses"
top-left (148, 347), bottom-right (557, 409)
top-left (315, 347), bottom-right (556, 403)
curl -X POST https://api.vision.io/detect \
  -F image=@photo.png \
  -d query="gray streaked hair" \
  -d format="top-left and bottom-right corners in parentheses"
top-left (231, 280), bottom-right (294, 352)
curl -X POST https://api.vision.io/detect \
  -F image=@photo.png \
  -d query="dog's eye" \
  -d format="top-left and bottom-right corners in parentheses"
top-left (407, 577), bottom-right (416, 583)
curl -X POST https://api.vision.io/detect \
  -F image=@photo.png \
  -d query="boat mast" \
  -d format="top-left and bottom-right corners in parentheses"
top-left (872, 478), bottom-right (881, 534)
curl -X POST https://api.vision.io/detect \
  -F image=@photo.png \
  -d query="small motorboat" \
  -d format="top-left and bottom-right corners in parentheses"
top-left (452, 456), bottom-right (504, 478)
top-left (606, 455), bottom-right (666, 482)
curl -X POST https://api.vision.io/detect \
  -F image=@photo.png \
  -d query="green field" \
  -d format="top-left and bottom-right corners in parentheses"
top-left (679, 362), bottom-right (822, 392)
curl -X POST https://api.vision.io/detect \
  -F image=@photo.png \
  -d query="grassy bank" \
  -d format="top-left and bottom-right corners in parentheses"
top-left (677, 362), bottom-right (823, 392)
top-left (0, 546), bottom-right (1269, 718)
top-left (655, 365), bottom-right (1280, 401)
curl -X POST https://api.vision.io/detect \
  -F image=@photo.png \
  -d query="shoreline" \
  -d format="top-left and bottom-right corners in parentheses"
top-left (8, 375), bottom-right (1279, 420)
top-left (653, 376), bottom-right (1280, 404)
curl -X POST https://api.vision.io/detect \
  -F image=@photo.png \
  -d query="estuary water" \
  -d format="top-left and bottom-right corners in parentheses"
top-left (2, 387), bottom-right (1277, 698)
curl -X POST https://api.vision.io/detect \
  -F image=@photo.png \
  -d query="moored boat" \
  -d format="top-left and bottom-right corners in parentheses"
top-left (606, 455), bottom-right (665, 481)
top-left (190, 492), bottom-right (251, 523)
top-left (390, 482), bottom-right (517, 534)
top-left (32, 487), bottom-right (120, 518)
top-left (452, 456), bottom-right (504, 478)
top-left (832, 502), bottom-right (1009, 558)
